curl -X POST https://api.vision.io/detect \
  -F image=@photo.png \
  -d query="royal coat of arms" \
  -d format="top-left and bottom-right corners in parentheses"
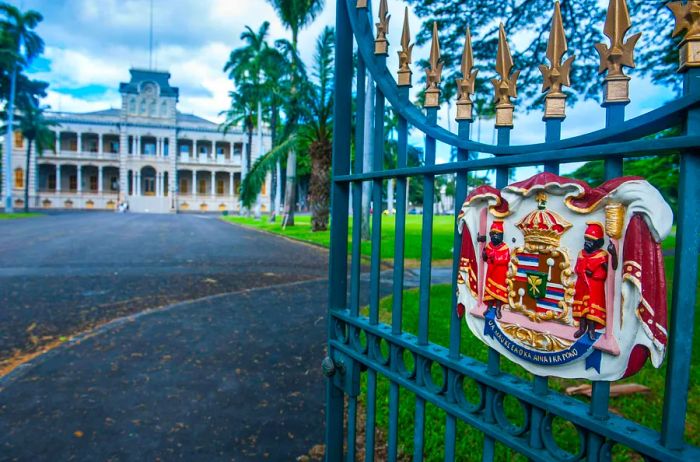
top-left (456, 172), bottom-right (672, 380)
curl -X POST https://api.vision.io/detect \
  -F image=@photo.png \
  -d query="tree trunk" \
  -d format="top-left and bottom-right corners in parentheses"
top-left (245, 125), bottom-right (253, 217)
top-left (387, 178), bottom-right (394, 214)
top-left (24, 140), bottom-right (32, 213)
top-left (254, 100), bottom-right (263, 219)
top-left (361, 79), bottom-right (375, 241)
top-left (4, 67), bottom-right (17, 212)
top-left (309, 140), bottom-right (331, 231)
top-left (283, 150), bottom-right (296, 226)
top-left (269, 105), bottom-right (278, 222)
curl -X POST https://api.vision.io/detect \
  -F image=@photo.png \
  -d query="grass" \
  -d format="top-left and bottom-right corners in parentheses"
top-left (357, 254), bottom-right (699, 461)
top-left (222, 214), bottom-right (457, 263)
top-left (0, 212), bottom-right (42, 219)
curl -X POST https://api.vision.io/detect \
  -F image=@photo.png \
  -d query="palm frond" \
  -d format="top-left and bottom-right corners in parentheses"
top-left (240, 134), bottom-right (297, 207)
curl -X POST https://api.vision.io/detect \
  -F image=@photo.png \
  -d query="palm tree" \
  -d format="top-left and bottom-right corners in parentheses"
top-left (221, 88), bottom-right (257, 213)
top-left (16, 103), bottom-right (56, 212)
top-left (224, 22), bottom-right (273, 217)
top-left (266, 0), bottom-right (325, 226)
top-left (1, 2), bottom-right (44, 213)
top-left (302, 26), bottom-right (334, 231)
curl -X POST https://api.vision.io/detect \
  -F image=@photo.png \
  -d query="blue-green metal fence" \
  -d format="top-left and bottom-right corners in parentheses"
top-left (325, 1), bottom-right (700, 460)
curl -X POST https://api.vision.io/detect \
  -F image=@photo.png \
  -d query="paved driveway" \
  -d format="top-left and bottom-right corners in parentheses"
top-left (0, 212), bottom-right (340, 461)
top-left (0, 212), bottom-right (328, 365)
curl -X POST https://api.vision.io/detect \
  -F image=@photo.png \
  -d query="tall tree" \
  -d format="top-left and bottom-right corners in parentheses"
top-left (266, 0), bottom-right (325, 226)
top-left (223, 22), bottom-right (273, 217)
top-left (15, 103), bottom-right (56, 212)
top-left (220, 88), bottom-right (257, 211)
top-left (302, 26), bottom-right (334, 231)
top-left (1, 2), bottom-right (44, 213)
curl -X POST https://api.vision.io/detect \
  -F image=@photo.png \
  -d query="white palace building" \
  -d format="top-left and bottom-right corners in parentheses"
top-left (4, 68), bottom-right (271, 213)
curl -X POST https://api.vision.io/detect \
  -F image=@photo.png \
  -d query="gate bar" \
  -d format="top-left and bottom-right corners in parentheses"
top-left (661, 67), bottom-right (700, 450)
top-left (326, 0), bottom-right (353, 459)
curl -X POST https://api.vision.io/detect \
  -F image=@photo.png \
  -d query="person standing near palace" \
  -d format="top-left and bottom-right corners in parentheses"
top-left (573, 222), bottom-right (617, 340)
top-left (482, 220), bottom-right (510, 319)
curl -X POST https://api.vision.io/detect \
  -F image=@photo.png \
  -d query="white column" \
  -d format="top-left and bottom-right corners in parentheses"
top-left (136, 171), bottom-right (141, 196)
top-left (55, 131), bottom-right (60, 154)
top-left (229, 172), bottom-right (234, 196)
top-left (77, 165), bottom-right (82, 193)
top-left (155, 172), bottom-right (161, 197)
top-left (98, 166), bottom-right (103, 193)
top-left (98, 134), bottom-right (103, 156)
top-left (131, 137), bottom-right (136, 155)
top-left (136, 136), bottom-right (141, 156)
top-left (56, 165), bottom-right (61, 193)
top-left (211, 171), bottom-right (216, 196)
top-left (193, 170), bottom-right (197, 198)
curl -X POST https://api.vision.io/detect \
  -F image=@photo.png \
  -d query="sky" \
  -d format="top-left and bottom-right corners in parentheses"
top-left (8, 0), bottom-right (677, 169)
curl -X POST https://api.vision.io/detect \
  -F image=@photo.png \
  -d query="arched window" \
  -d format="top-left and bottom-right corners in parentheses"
top-left (160, 101), bottom-right (168, 116)
top-left (14, 168), bottom-right (24, 188)
top-left (149, 101), bottom-right (156, 117)
top-left (140, 100), bottom-right (146, 115)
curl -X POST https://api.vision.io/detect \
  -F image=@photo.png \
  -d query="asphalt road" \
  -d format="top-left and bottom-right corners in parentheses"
top-left (0, 212), bottom-right (343, 461)
top-left (0, 212), bottom-right (328, 365)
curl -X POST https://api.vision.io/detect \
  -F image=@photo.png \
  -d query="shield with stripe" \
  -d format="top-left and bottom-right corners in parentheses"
top-left (508, 249), bottom-right (573, 323)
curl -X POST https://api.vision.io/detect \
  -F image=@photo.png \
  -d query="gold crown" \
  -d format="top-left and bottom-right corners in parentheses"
top-left (516, 207), bottom-right (572, 247)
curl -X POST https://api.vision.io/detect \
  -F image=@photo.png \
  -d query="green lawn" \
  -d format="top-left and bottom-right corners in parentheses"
top-left (0, 212), bottom-right (42, 220)
top-left (222, 215), bottom-right (677, 264)
top-left (222, 214), bottom-right (457, 262)
top-left (359, 255), bottom-right (699, 461)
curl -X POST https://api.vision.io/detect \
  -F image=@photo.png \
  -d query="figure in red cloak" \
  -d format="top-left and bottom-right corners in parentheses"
top-left (481, 220), bottom-right (510, 319)
top-left (573, 222), bottom-right (618, 340)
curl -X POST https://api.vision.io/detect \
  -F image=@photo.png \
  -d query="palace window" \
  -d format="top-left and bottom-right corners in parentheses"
top-left (149, 101), bottom-right (156, 117)
top-left (233, 143), bottom-right (243, 156)
top-left (216, 179), bottom-right (224, 195)
top-left (216, 146), bottom-right (224, 156)
top-left (160, 101), bottom-right (168, 116)
top-left (13, 131), bottom-right (23, 148)
top-left (179, 178), bottom-right (189, 194)
top-left (14, 168), bottom-right (24, 188)
top-left (198, 179), bottom-right (206, 194)
top-left (129, 98), bottom-right (136, 114)
top-left (69, 175), bottom-right (77, 191)
top-left (140, 100), bottom-right (146, 115)
top-left (180, 144), bottom-right (190, 155)
top-left (111, 176), bottom-right (118, 191)
top-left (48, 174), bottom-right (56, 190)
top-left (90, 176), bottom-right (97, 191)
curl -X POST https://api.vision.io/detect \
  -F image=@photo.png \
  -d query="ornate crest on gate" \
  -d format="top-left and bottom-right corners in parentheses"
top-left (456, 173), bottom-right (673, 380)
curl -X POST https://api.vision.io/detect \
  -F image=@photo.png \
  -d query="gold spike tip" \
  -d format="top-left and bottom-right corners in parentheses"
top-left (492, 23), bottom-right (519, 126)
top-left (374, 0), bottom-right (391, 56)
top-left (424, 22), bottom-right (443, 108)
top-left (456, 28), bottom-right (478, 103)
top-left (668, 1), bottom-right (700, 72)
top-left (541, 1), bottom-right (574, 118)
top-left (594, 0), bottom-right (641, 80)
top-left (397, 7), bottom-right (414, 86)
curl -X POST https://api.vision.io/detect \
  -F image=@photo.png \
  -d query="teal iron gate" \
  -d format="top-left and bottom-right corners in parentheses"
top-left (324, 0), bottom-right (700, 460)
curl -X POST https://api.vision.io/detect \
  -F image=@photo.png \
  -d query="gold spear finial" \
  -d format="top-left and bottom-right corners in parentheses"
top-left (594, 0), bottom-right (641, 104)
top-left (668, 0), bottom-right (700, 72)
top-left (424, 22), bottom-right (443, 108)
top-left (540, 1), bottom-right (575, 119)
top-left (397, 7), bottom-right (414, 86)
top-left (374, 0), bottom-right (390, 55)
top-left (491, 23), bottom-right (520, 127)
top-left (456, 27), bottom-right (478, 120)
